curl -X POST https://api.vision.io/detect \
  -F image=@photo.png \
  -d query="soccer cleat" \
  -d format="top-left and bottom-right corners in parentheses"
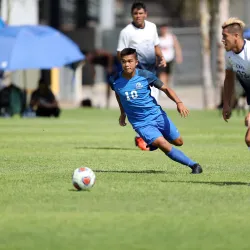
top-left (190, 164), bottom-right (203, 174)
top-left (135, 137), bottom-right (149, 151)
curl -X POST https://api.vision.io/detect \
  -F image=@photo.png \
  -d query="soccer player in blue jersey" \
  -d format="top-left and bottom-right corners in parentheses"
top-left (117, 1), bottom-right (166, 151)
top-left (109, 48), bottom-right (202, 174)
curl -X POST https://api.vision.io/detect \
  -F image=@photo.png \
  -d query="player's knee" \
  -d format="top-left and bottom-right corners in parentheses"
top-left (245, 128), bottom-right (250, 146)
top-left (171, 137), bottom-right (183, 147)
top-left (245, 138), bottom-right (250, 147)
top-left (152, 137), bottom-right (171, 151)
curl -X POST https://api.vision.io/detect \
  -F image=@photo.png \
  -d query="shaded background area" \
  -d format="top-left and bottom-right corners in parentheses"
top-left (0, 0), bottom-right (249, 109)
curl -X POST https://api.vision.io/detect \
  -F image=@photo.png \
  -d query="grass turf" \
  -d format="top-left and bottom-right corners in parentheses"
top-left (0, 108), bottom-right (250, 250)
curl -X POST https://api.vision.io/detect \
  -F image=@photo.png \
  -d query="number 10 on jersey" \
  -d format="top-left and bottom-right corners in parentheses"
top-left (125, 91), bottom-right (138, 100)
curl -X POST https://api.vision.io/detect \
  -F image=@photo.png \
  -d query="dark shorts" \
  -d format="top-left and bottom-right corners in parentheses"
top-left (157, 60), bottom-right (174, 75)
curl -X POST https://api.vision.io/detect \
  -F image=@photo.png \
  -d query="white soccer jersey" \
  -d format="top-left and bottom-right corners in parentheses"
top-left (225, 40), bottom-right (250, 92)
top-left (117, 20), bottom-right (160, 73)
top-left (159, 34), bottom-right (175, 62)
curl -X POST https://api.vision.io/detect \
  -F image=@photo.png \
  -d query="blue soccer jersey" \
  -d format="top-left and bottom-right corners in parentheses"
top-left (109, 69), bottom-right (164, 129)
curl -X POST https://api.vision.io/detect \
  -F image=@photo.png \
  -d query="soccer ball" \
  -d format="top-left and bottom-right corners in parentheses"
top-left (72, 167), bottom-right (96, 190)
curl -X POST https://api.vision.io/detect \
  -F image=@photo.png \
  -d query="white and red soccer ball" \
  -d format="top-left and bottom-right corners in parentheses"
top-left (72, 167), bottom-right (96, 190)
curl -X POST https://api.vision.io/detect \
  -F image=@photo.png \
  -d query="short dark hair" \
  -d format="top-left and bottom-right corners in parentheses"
top-left (160, 22), bottom-right (171, 28)
top-left (131, 1), bottom-right (146, 13)
top-left (120, 48), bottom-right (138, 59)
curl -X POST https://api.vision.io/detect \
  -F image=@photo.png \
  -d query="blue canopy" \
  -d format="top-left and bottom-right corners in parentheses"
top-left (0, 17), bottom-right (6, 28)
top-left (244, 28), bottom-right (250, 39)
top-left (0, 25), bottom-right (84, 71)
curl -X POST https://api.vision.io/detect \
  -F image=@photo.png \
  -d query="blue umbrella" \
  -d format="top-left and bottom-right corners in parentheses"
top-left (244, 29), bottom-right (250, 39)
top-left (0, 25), bottom-right (84, 71)
top-left (0, 17), bottom-right (6, 28)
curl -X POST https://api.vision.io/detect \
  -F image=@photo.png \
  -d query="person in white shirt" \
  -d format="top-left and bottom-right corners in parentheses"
top-left (157, 24), bottom-right (183, 86)
top-left (222, 17), bottom-right (250, 148)
top-left (117, 1), bottom-right (166, 151)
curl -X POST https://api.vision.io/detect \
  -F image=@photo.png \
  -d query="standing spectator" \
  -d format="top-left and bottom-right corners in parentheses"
top-left (157, 24), bottom-right (183, 87)
top-left (83, 49), bottom-right (122, 108)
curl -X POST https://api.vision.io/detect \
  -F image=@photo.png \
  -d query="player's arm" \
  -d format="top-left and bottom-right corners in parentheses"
top-left (223, 69), bottom-right (235, 106)
top-left (148, 71), bottom-right (182, 103)
top-left (115, 92), bottom-right (125, 114)
top-left (160, 81), bottom-right (182, 105)
top-left (152, 77), bottom-right (189, 117)
top-left (161, 82), bottom-right (189, 117)
top-left (155, 45), bottom-right (166, 67)
top-left (115, 93), bottom-right (126, 126)
top-left (222, 69), bottom-right (235, 121)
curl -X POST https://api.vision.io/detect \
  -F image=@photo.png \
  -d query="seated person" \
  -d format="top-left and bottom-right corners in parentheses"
top-left (30, 79), bottom-right (60, 117)
top-left (0, 83), bottom-right (26, 117)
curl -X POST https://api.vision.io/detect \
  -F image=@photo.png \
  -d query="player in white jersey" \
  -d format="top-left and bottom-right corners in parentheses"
top-left (117, 1), bottom-right (166, 151)
top-left (157, 24), bottom-right (183, 87)
top-left (222, 17), bottom-right (250, 148)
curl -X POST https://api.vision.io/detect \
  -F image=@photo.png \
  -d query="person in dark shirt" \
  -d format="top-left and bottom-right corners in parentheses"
top-left (30, 79), bottom-right (60, 117)
top-left (84, 49), bottom-right (122, 108)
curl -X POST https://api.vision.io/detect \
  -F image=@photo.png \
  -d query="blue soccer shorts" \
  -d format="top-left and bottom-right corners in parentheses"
top-left (135, 113), bottom-right (180, 150)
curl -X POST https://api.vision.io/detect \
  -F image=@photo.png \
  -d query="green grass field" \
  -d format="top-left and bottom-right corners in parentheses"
top-left (1, 108), bottom-right (250, 250)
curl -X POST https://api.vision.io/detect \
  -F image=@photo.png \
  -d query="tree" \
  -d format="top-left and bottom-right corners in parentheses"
top-left (215, 0), bottom-right (229, 108)
top-left (200, 0), bottom-right (214, 109)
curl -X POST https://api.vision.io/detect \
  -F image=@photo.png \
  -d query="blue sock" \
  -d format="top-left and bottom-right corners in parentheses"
top-left (166, 147), bottom-right (196, 167)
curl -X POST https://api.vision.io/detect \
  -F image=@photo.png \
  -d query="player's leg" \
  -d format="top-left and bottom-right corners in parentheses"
top-left (135, 133), bottom-right (149, 151)
top-left (158, 113), bottom-right (184, 146)
top-left (244, 112), bottom-right (250, 147)
top-left (245, 128), bottom-right (250, 147)
top-left (136, 123), bottom-right (202, 173)
top-left (151, 137), bottom-right (202, 174)
top-left (170, 137), bottom-right (183, 146)
top-left (157, 113), bottom-right (202, 173)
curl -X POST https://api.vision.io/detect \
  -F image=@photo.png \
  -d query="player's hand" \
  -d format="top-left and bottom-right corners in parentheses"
top-left (119, 113), bottom-right (127, 126)
top-left (177, 102), bottom-right (189, 118)
top-left (158, 57), bottom-right (167, 68)
top-left (245, 112), bottom-right (250, 127)
top-left (222, 105), bottom-right (232, 122)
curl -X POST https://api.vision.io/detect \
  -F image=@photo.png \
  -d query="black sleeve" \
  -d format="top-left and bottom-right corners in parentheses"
top-left (137, 69), bottom-right (163, 89)
top-left (151, 78), bottom-right (164, 89)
